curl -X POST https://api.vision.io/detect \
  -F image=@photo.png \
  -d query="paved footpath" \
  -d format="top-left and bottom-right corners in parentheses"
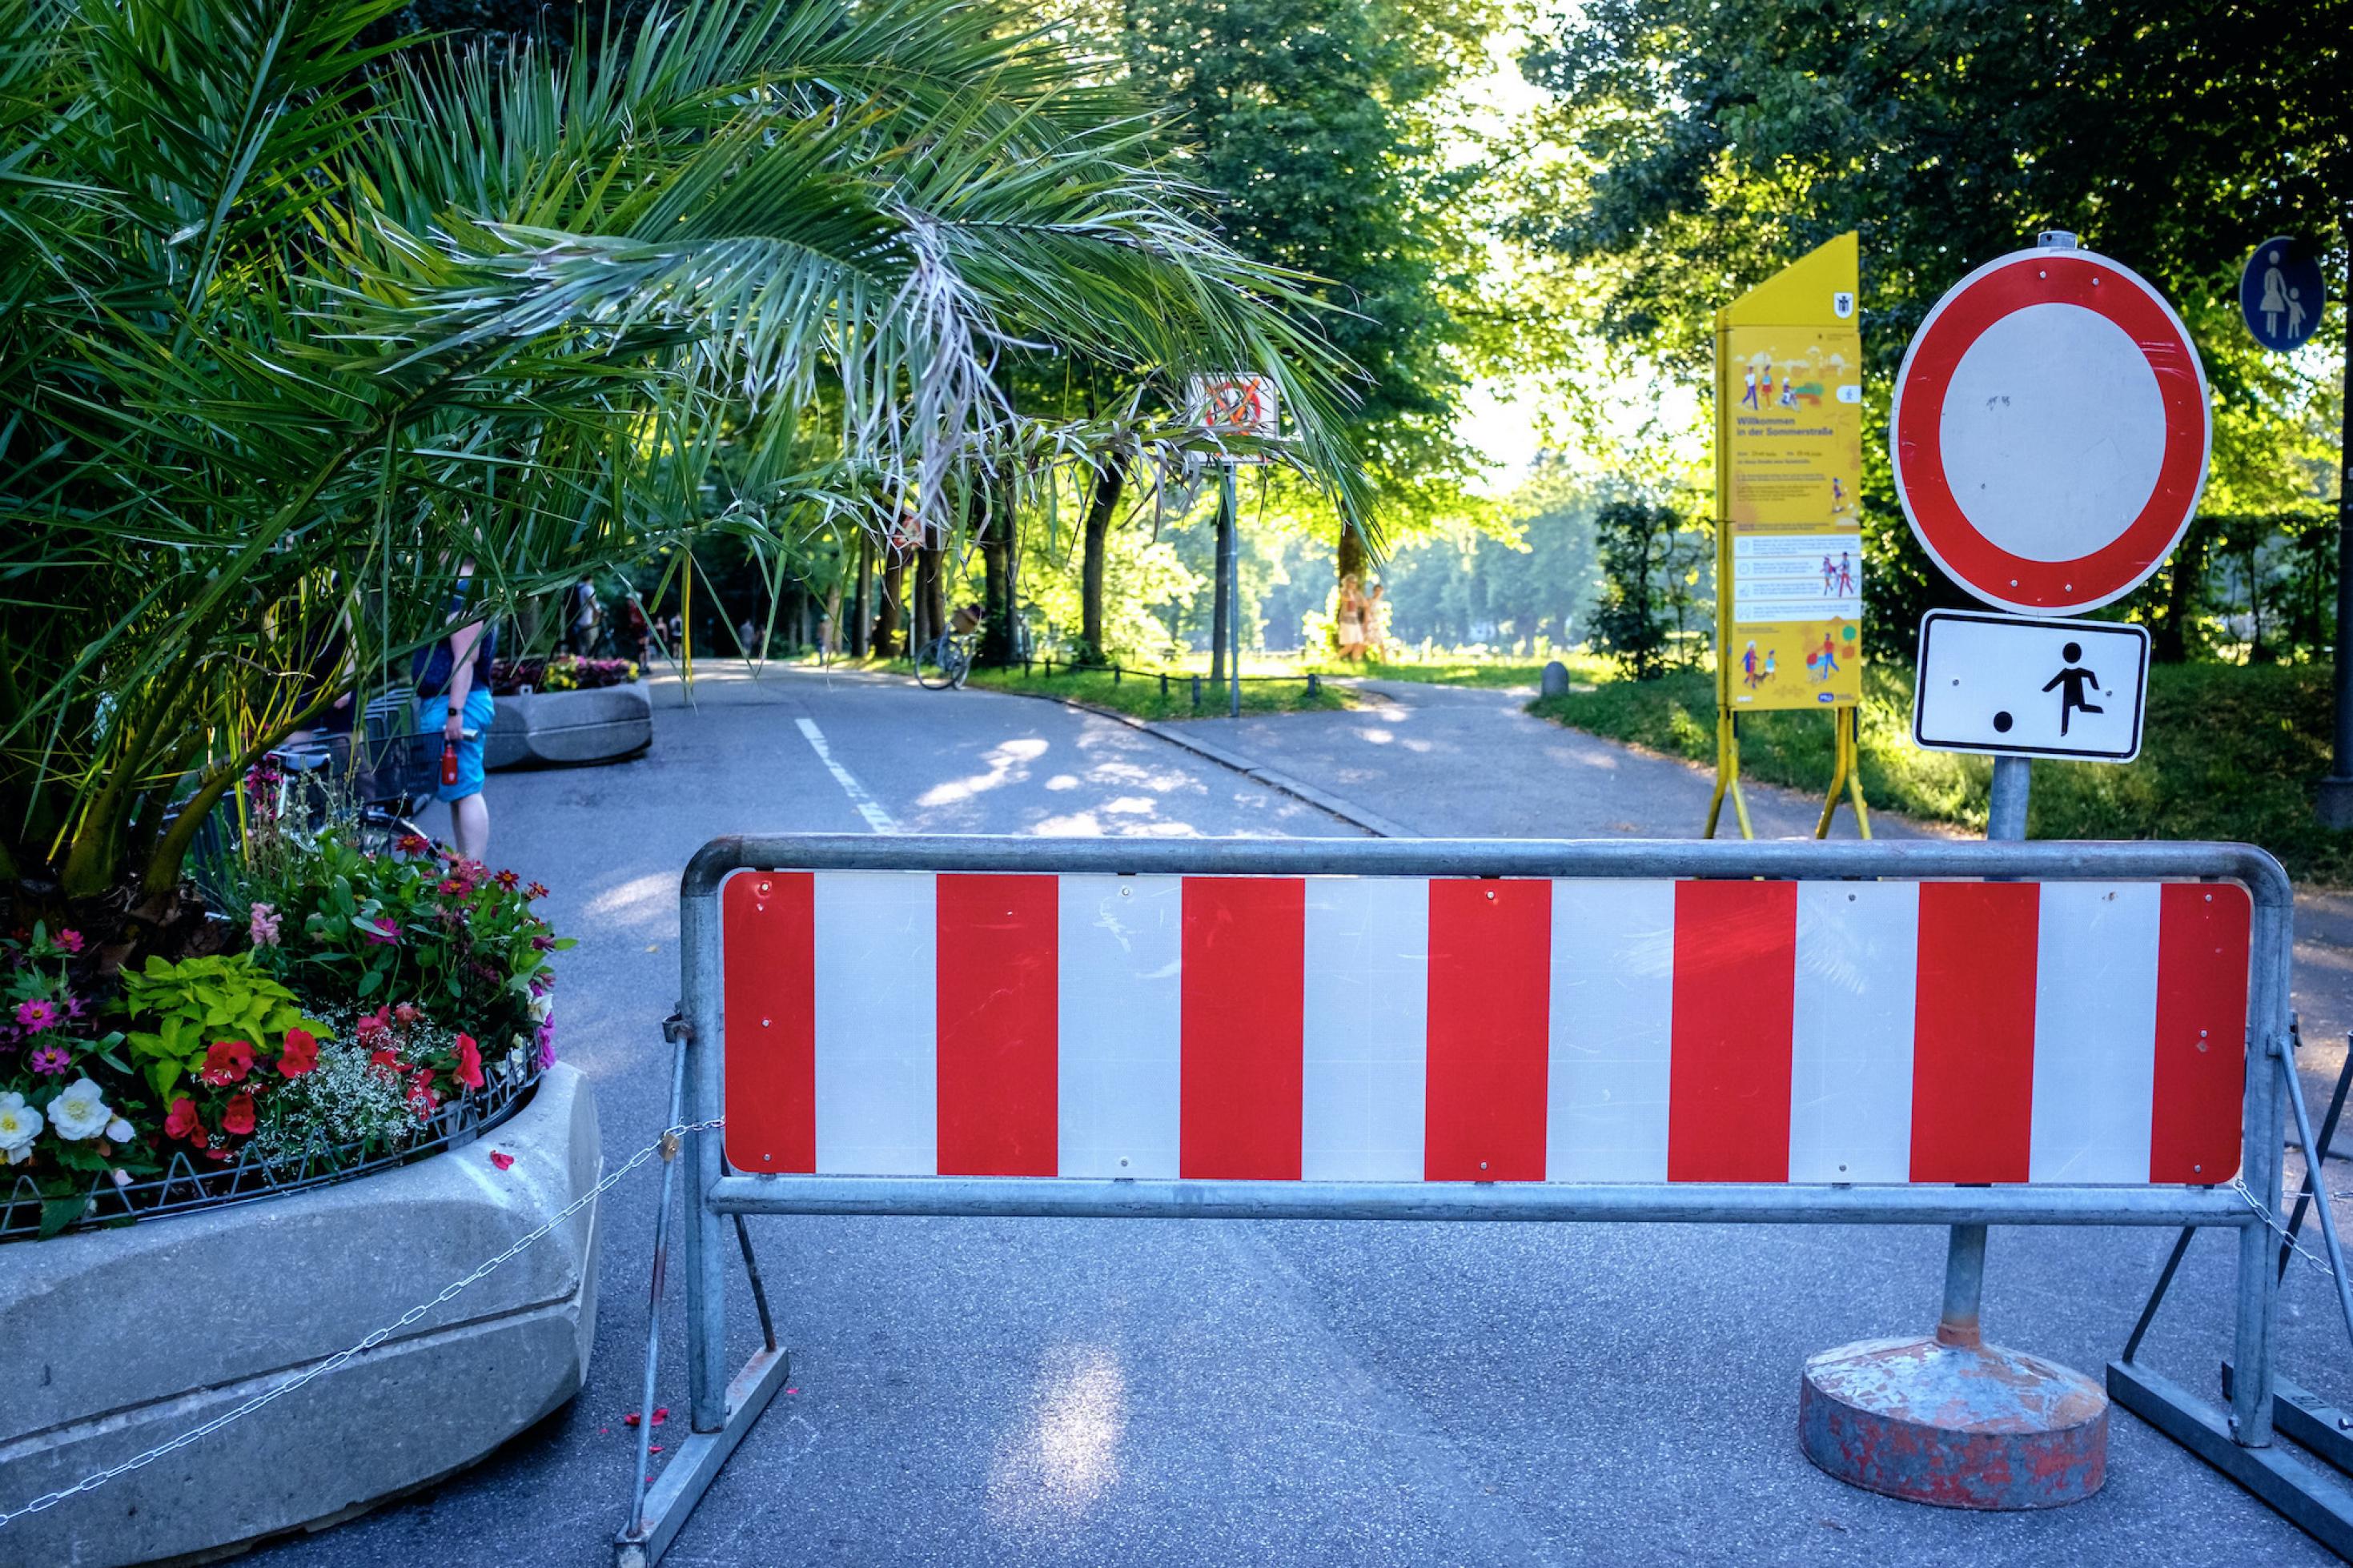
top-left (241, 664), bottom-right (2344, 1568)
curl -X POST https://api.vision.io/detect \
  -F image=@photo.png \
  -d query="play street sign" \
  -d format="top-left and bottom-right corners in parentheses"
top-left (1891, 241), bottom-right (2210, 616)
top-left (1912, 610), bottom-right (2149, 763)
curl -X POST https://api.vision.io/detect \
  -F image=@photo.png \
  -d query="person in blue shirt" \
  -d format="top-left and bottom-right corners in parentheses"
top-left (415, 561), bottom-right (497, 861)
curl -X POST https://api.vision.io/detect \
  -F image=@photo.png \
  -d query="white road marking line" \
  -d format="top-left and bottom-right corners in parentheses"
top-left (796, 716), bottom-right (899, 834)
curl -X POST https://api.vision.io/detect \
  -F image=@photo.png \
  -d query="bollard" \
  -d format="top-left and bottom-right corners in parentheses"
top-left (1307, 672), bottom-right (1320, 698)
top-left (1191, 675), bottom-right (1202, 709)
top-left (1113, 664), bottom-right (1121, 685)
top-left (1159, 673), bottom-right (1169, 699)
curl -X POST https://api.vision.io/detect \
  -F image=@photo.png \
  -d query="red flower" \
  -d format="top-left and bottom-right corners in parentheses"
top-left (488, 1150), bottom-right (515, 1171)
top-left (524, 882), bottom-right (549, 900)
top-left (408, 1071), bottom-right (441, 1116)
top-left (277, 1028), bottom-right (318, 1078)
top-left (397, 833), bottom-right (430, 855)
top-left (454, 1032), bottom-right (484, 1090)
top-left (437, 876), bottom-right (471, 897)
top-left (494, 869), bottom-right (520, 890)
top-left (201, 1039), bottom-right (254, 1085)
top-left (222, 1092), bottom-right (255, 1136)
top-left (164, 1097), bottom-right (200, 1140)
top-left (369, 1046), bottom-right (405, 1075)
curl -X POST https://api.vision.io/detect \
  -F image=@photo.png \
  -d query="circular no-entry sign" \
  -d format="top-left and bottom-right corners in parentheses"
top-left (1891, 245), bottom-right (2210, 616)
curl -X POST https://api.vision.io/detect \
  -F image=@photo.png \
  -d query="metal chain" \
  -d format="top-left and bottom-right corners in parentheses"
top-left (2235, 1175), bottom-right (2342, 1281)
top-left (0, 1117), bottom-right (724, 1530)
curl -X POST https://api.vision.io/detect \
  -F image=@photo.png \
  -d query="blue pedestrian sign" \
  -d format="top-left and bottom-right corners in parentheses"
top-left (2239, 236), bottom-right (2326, 352)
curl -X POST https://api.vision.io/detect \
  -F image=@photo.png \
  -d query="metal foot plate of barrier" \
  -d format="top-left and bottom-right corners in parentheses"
top-left (2223, 1362), bottom-right (2353, 1480)
top-left (613, 1347), bottom-right (793, 1568)
top-left (2109, 1360), bottom-right (2353, 1559)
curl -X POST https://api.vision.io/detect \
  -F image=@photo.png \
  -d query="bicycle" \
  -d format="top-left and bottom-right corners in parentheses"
top-left (262, 736), bottom-right (444, 858)
top-left (914, 630), bottom-right (974, 690)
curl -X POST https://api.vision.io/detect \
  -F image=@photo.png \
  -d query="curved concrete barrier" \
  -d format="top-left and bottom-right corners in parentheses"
top-left (484, 684), bottom-right (652, 770)
top-left (0, 1065), bottom-right (601, 1567)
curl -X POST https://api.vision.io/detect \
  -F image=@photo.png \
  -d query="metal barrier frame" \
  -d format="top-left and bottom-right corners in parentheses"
top-left (616, 834), bottom-right (2308, 1566)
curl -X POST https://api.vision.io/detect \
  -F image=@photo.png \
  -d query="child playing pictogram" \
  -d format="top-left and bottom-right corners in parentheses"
top-left (2042, 643), bottom-right (2104, 736)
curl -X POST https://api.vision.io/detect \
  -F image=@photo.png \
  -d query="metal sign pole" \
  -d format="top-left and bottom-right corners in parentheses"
top-left (1223, 466), bottom-right (1241, 718)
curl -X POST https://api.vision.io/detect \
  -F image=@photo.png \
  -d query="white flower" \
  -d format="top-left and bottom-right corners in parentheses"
top-left (528, 993), bottom-right (552, 1023)
top-left (110, 1168), bottom-right (131, 1189)
top-left (47, 1079), bottom-right (111, 1141)
top-left (0, 1093), bottom-right (43, 1161)
top-left (106, 1117), bottom-right (134, 1143)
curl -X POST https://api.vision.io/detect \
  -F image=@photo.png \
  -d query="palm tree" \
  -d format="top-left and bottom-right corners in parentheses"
top-left (0, 0), bottom-right (1366, 936)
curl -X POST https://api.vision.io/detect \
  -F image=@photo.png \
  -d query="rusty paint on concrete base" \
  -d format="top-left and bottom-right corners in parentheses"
top-left (1799, 1334), bottom-right (2109, 1509)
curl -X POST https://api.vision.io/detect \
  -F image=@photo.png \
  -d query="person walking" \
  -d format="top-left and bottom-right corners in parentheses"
top-left (1336, 574), bottom-right (1367, 662)
top-left (415, 560), bottom-right (497, 863)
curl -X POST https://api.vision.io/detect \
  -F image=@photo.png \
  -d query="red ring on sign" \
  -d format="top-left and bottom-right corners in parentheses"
top-left (1893, 253), bottom-right (2207, 612)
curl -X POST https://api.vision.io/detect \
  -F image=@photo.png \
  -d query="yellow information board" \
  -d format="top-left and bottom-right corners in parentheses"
top-left (1717, 236), bottom-right (1865, 711)
top-left (1706, 234), bottom-right (1871, 838)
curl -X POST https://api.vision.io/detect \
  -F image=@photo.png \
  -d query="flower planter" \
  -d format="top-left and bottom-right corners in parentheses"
top-left (0, 1063), bottom-right (600, 1568)
top-left (483, 684), bottom-right (652, 771)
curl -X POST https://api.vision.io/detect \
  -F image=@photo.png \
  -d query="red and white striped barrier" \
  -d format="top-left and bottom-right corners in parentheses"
top-left (721, 872), bottom-right (2249, 1186)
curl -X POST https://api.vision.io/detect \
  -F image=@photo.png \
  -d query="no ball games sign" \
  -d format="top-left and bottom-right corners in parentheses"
top-left (1187, 372), bottom-right (1280, 463)
top-left (1891, 241), bottom-right (2210, 617)
top-left (1896, 236), bottom-right (2209, 767)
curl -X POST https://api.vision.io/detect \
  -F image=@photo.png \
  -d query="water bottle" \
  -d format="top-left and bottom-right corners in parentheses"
top-left (441, 738), bottom-right (459, 787)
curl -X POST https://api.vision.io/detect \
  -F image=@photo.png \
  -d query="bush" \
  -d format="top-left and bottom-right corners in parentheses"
top-left (1591, 499), bottom-right (1706, 680)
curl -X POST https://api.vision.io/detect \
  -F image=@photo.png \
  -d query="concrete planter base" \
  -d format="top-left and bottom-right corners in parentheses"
top-left (484, 684), bottom-right (652, 771)
top-left (0, 1064), bottom-right (601, 1568)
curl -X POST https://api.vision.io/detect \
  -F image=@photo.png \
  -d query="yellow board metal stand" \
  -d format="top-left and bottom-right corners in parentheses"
top-left (1704, 232), bottom-right (1872, 840)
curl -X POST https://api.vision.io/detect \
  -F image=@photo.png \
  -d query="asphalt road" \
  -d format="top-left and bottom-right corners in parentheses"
top-left (239, 664), bottom-right (2344, 1568)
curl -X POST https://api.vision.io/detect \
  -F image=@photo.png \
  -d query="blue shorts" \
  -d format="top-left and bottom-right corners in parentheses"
top-left (418, 690), bottom-right (496, 802)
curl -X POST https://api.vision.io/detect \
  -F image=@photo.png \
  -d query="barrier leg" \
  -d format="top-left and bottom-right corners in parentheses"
top-left (1810, 710), bottom-right (1849, 840)
top-left (616, 913), bottom-right (794, 1566)
top-left (1799, 1222), bottom-right (2108, 1507)
top-left (2105, 884), bottom-right (2353, 1559)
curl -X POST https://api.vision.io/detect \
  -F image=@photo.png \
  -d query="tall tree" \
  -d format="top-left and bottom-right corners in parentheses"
top-left (1123, 0), bottom-right (1491, 592)
top-left (1515, 0), bottom-right (2347, 652)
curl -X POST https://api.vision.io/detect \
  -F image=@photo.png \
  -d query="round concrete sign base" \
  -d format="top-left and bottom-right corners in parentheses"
top-left (1798, 1333), bottom-right (2109, 1509)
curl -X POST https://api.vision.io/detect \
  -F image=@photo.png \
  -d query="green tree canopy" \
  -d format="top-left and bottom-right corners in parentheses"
top-left (1515, 0), bottom-right (2347, 648)
top-left (1122, 0), bottom-right (1492, 539)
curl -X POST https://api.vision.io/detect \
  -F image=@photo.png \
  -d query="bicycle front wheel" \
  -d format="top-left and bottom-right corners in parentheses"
top-left (914, 638), bottom-right (954, 689)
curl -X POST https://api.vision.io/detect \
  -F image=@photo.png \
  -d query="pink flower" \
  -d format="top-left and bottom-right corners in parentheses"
top-left (14, 999), bottom-right (58, 1033)
top-left (28, 1045), bottom-right (70, 1076)
top-left (201, 1039), bottom-right (254, 1085)
top-left (363, 916), bottom-right (400, 946)
top-left (392, 1002), bottom-right (421, 1025)
top-left (248, 903), bottom-right (280, 947)
top-left (454, 1033), bottom-right (484, 1090)
top-left (221, 1093), bottom-right (255, 1136)
top-left (56, 929), bottom-right (82, 954)
top-left (488, 1150), bottom-right (515, 1171)
top-left (165, 1097), bottom-right (202, 1141)
top-left (397, 833), bottom-right (430, 856)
